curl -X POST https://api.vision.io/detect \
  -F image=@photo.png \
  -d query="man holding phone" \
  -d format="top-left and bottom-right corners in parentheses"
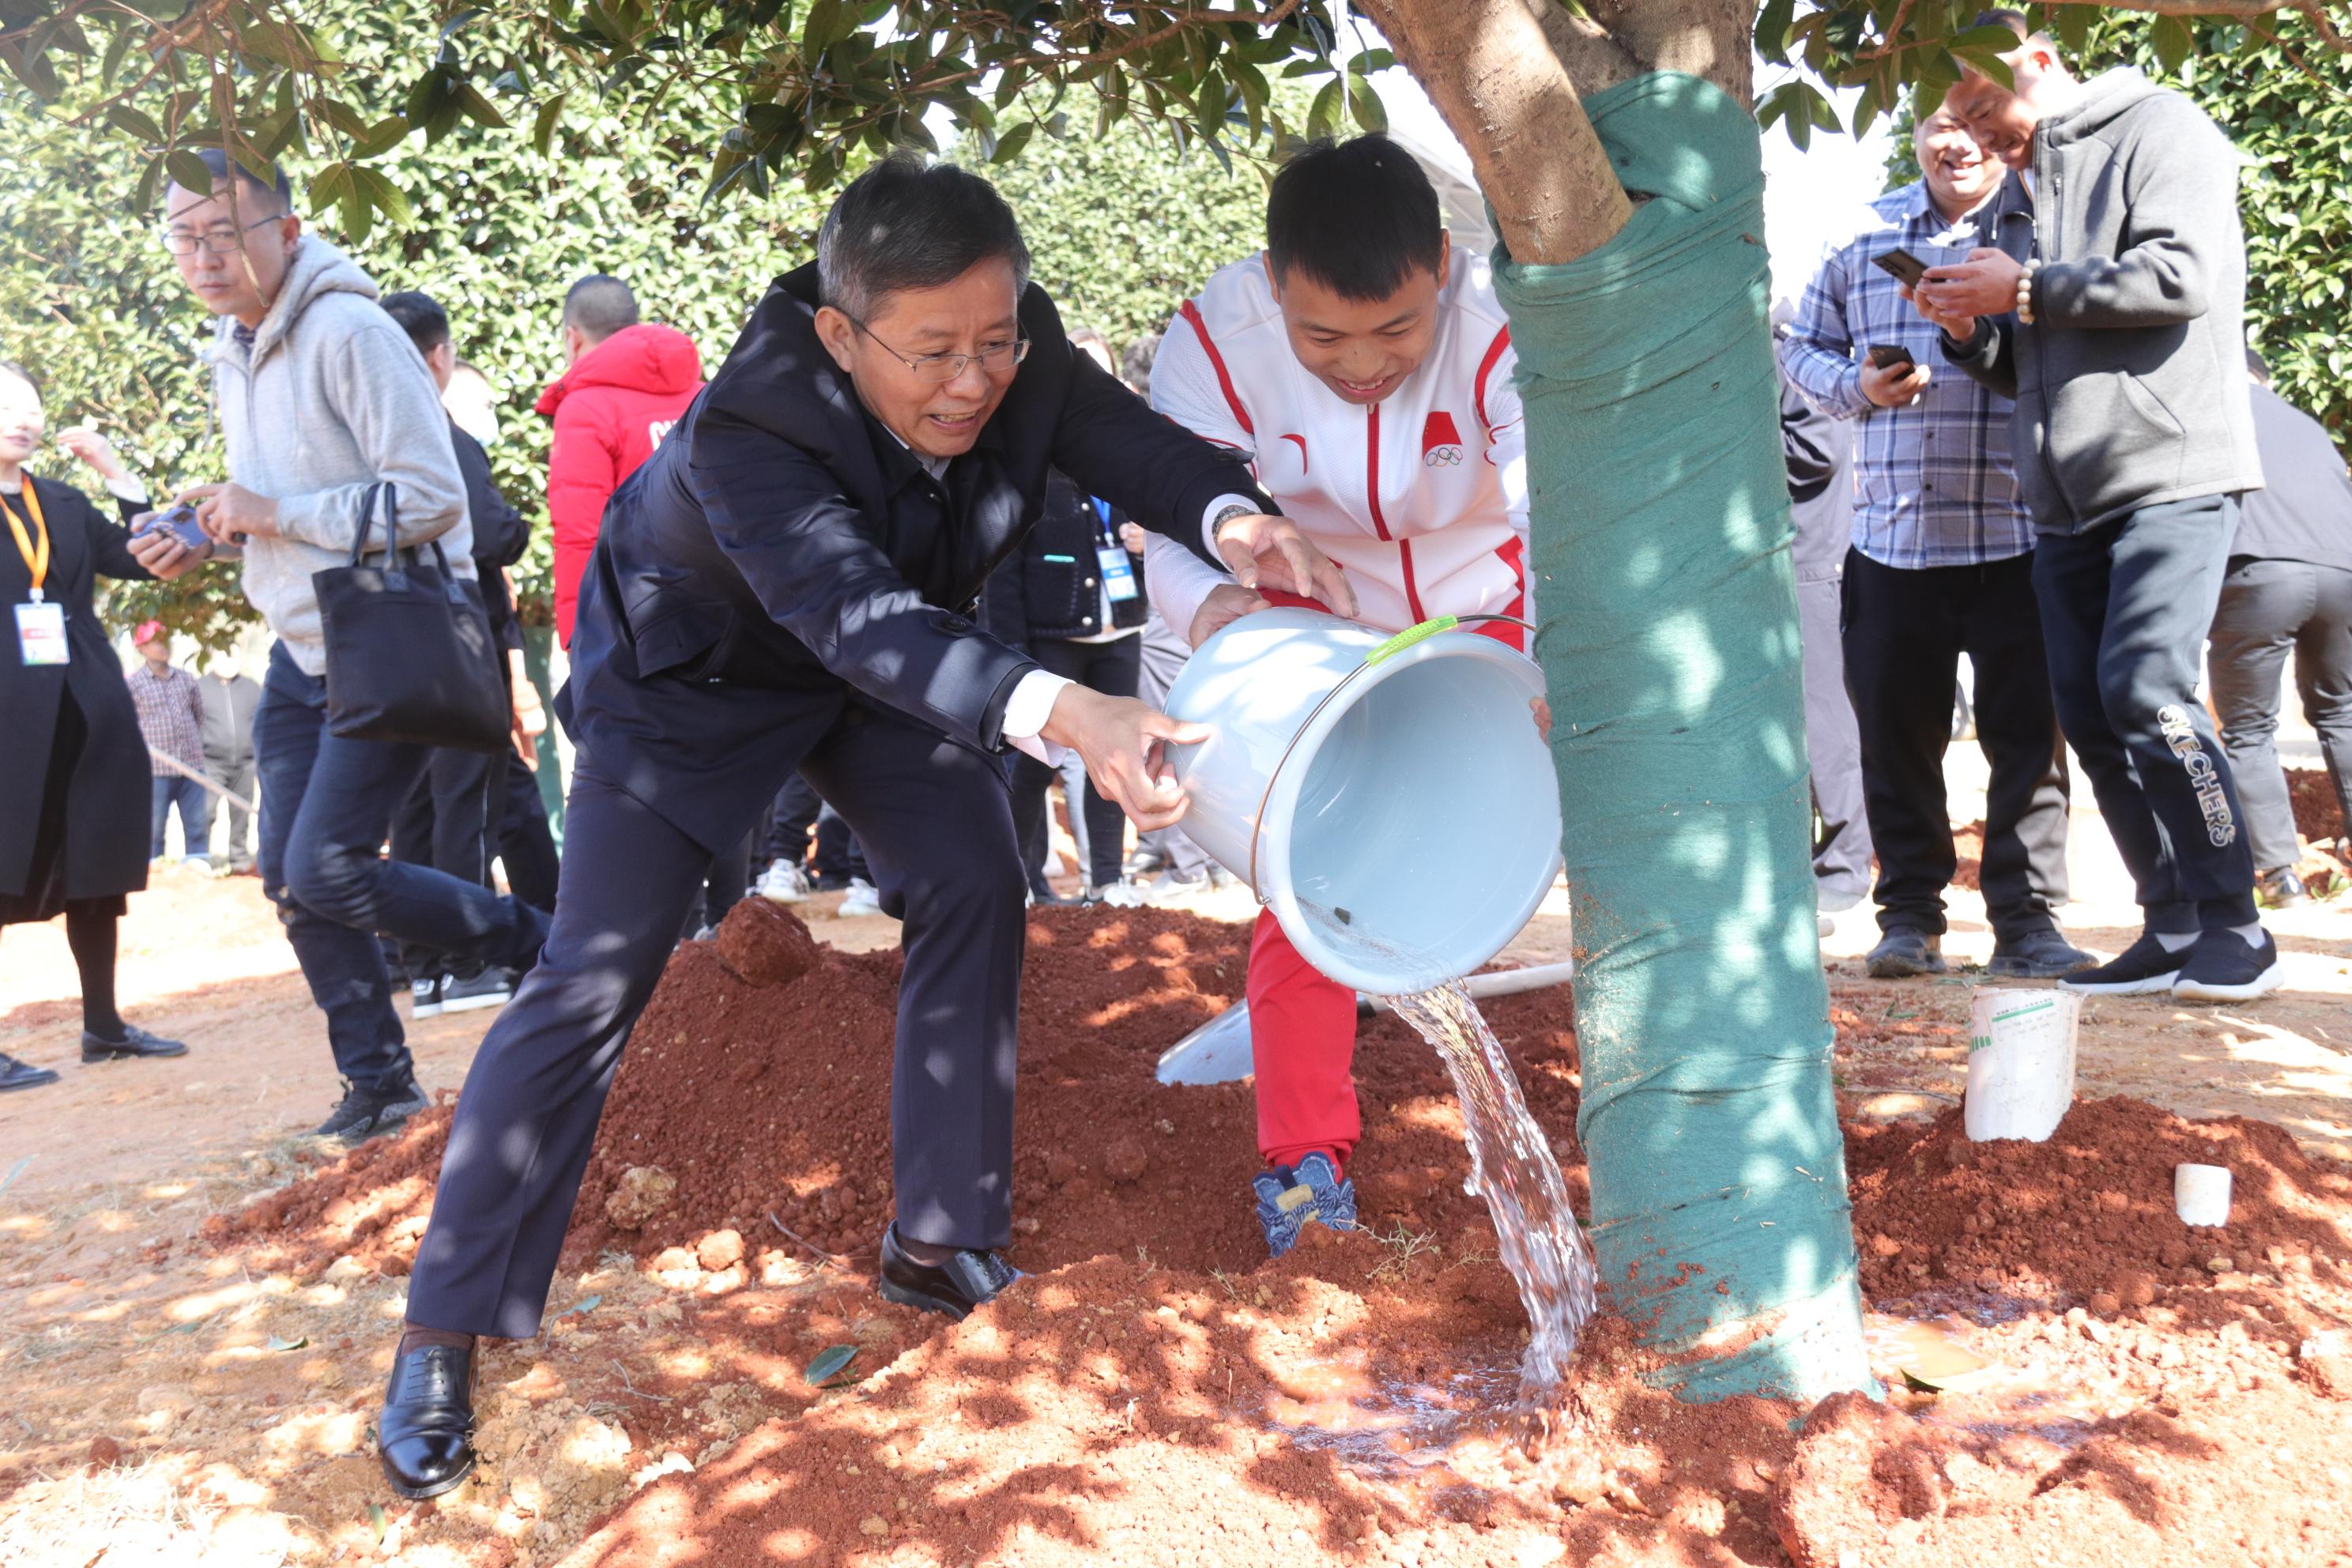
top-left (1783, 107), bottom-right (2089, 981)
top-left (1912, 13), bottom-right (2275, 1003)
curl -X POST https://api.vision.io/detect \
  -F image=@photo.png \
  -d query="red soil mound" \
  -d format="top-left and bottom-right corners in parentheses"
top-left (1848, 1095), bottom-right (2352, 1307)
top-left (2288, 765), bottom-right (2345, 846)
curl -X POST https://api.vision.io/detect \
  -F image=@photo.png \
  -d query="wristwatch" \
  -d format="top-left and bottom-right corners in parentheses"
top-left (1209, 503), bottom-right (1255, 543)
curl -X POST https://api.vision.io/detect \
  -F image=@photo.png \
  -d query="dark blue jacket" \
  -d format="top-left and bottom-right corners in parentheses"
top-left (562, 261), bottom-right (1266, 850)
top-left (984, 474), bottom-right (1147, 647)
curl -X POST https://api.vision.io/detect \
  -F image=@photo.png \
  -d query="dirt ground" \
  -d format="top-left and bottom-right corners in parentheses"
top-left (2, 781), bottom-right (2348, 1568)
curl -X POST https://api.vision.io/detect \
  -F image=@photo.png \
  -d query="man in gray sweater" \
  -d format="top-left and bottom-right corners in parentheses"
top-left (1909, 15), bottom-right (2276, 1004)
top-left (130, 152), bottom-right (548, 1140)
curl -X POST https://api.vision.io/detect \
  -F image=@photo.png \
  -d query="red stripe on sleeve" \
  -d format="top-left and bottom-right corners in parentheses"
top-left (1179, 300), bottom-right (1254, 438)
top-left (1473, 325), bottom-right (1513, 432)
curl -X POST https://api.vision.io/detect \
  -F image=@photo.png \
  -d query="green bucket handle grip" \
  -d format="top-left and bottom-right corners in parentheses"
top-left (1364, 615), bottom-right (1459, 666)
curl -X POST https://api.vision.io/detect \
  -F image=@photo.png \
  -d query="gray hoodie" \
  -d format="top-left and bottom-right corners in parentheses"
top-left (1945, 68), bottom-right (2263, 535)
top-left (209, 237), bottom-right (472, 677)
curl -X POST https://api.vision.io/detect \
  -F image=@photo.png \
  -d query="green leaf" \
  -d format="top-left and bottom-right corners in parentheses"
top-left (3, 41), bottom-right (66, 101)
top-left (107, 105), bottom-right (168, 145)
top-left (1345, 75), bottom-right (1385, 133)
top-left (165, 149), bottom-right (217, 196)
top-left (801, 0), bottom-right (844, 57)
top-left (1306, 76), bottom-right (1341, 141)
top-left (266, 1333), bottom-right (309, 1351)
top-left (533, 92), bottom-right (569, 157)
top-left (2153, 16), bottom-right (2194, 74)
top-left (555, 1292), bottom-right (603, 1319)
top-left (350, 116), bottom-right (411, 160)
top-left (1898, 1367), bottom-right (1947, 1394)
top-left (805, 1344), bottom-right (859, 1386)
top-left (458, 81), bottom-right (508, 129)
top-left (990, 120), bottom-right (1035, 164)
top-left (352, 167), bottom-right (413, 228)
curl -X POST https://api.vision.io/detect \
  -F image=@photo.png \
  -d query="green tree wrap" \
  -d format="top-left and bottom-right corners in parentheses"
top-left (1494, 73), bottom-right (1872, 1403)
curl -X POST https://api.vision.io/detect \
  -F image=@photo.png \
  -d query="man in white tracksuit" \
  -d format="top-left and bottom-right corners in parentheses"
top-left (1146, 134), bottom-right (1538, 1256)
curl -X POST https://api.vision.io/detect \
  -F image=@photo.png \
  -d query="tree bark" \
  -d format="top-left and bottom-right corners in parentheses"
top-left (1355, 0), bottom-right (1633, 264)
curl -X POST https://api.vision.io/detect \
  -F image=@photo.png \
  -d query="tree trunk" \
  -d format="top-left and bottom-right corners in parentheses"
top-left (1371, 0), bottom-right (1875, 1403)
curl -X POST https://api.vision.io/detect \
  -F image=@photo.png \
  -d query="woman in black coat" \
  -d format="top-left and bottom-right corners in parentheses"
top-left (0, 361), bottom-right (189, 1092)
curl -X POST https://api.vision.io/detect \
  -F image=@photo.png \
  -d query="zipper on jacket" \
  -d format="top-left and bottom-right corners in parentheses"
top-left (1364, 402), bottom-right (1427, 622)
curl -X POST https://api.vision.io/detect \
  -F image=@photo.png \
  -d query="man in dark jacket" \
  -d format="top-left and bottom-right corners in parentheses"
top-left (2207, 352), bottom-right (2352, 907)
top-left (1913, 14), bottom-right (2275, 1003)
top-left (378, 156), bottom-right (1351, 1501)
top-left (380, 291), bottom-right (542, 1015)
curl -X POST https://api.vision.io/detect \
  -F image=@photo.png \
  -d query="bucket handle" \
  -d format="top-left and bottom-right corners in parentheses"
top-left (1242, 612), bottom-right (1539, 906)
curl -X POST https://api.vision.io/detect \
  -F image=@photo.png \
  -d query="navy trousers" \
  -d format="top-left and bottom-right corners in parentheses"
top-left (254, 643), bottom-right (549, 1095)
top-left (2031, 496), bottom-right (2258, 933)
top-left (405, 697), bottom-right (1027, 1340)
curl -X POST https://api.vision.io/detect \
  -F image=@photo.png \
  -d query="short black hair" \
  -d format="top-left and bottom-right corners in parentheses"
top-left (170, 146), bottom-right (294, 214)
top-left (816, 153), bottom-right (1031, 322)
top-left (564, 275), bottom-right (639, 342)
top-left (1069, 326), bottom-right (1110, 356)
top-left (1119, 333), bottom-right (1159, 394)
top-left (1266, 135), bottom-right (1444, 302)
top-left (380, 290), bottom-right (451, 356)
top-left (2246, 347), bottom-right (2273, 385)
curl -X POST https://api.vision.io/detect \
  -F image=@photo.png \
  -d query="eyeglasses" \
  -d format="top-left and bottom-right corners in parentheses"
top-left (160, 214), bottom-right (283, 256)
top-left (846, 315), bottom-right (1029, 383)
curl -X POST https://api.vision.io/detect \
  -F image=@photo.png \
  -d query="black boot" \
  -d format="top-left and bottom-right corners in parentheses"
top-left (876, 1224), bottom-right (1022, 1320)
top-left (1865, 925), bottom-right (1946, 978)
top-left (377, 1337), bottom-right (479, 1499)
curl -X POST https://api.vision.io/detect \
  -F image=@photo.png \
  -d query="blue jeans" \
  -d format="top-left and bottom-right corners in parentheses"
top-left (254, 643), bottom-right (549, 1095)
top-left (149, 773), bottom-right (213, 863)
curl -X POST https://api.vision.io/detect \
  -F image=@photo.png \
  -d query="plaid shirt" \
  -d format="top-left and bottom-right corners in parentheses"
top-left (127, 662), bottom-right (205, 776)
top-left (1782, 182), bottom-right (2034, 570)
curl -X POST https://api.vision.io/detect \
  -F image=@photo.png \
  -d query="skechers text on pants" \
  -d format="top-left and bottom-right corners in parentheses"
top-left (2030, 495), bottom-right (2258, 933)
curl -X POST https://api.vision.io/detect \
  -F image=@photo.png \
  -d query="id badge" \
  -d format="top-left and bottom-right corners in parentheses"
top-left (15, 600), bottom-right (66, 666)
top-left (1098, 545), bottom-right (1140, 603)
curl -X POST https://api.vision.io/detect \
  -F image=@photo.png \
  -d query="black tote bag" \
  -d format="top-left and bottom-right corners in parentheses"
top-left (313, 482), bottom-right (510, 752)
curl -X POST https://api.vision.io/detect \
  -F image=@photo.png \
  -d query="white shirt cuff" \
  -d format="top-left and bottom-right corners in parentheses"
top-left (1200, 493), bottom-right (1258, 560)
top-left (1001, 669), bottom-right (1074, 767)
top-left (105, 475), bottom-right (151, 506)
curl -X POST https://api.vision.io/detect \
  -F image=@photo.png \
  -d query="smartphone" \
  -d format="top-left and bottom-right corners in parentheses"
top-left (137, 503), bottom-right (208, 551)
top-left (1871, 248), bottom-right (1930, 287)
top-left (1866, 345), bottom-right (1917, 372)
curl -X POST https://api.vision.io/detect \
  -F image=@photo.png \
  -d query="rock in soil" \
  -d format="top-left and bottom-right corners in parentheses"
top-left (712, 898), bottom-right (821, 988)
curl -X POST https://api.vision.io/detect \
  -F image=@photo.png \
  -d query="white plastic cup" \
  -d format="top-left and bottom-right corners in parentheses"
top-left (1963, 988), bottom-right (2081, 1143)
top-left (2175, 1163), bottom-right (2233, 1227)
top-left (1161, 607), bottom-right (1562, 996)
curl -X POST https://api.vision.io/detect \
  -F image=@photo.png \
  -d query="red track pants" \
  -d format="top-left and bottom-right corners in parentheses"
top-left (1243, 587), bottom-right (1525, 1174)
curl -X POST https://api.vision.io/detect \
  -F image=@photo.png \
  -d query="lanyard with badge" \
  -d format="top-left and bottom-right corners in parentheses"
top-left (1092, 498), bottom-right (1138, 604)
top-left (2, 483), bottom-right (68, 667)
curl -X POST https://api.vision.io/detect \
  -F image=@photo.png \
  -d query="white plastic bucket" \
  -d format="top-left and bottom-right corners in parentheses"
top-left (1161, 607), bottom-right (1563, 995)
top-left (2174, 1163), bottom-right (2233, 1227)
top-left (1963, 988), bottom-right (2081, 1142)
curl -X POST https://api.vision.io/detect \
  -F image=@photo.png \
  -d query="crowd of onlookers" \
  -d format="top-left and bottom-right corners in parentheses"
top-left (2, 12), bottom-right (2348, 1123)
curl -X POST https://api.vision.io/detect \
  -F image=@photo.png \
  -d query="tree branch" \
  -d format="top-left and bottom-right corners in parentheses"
top-left (1357, 0), bottom-right (1633, 265)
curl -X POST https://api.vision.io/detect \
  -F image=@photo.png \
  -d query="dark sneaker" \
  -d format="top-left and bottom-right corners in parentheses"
top-left (2060, 932), bottom-right (2188, 996)
top-left (438, 969), bottom-right (514, 1015)
top-left (81, 1024), bottom-right (189, 1063)
top-left (876, 1224), bottom-right (1023, 1320)
top-left (2172, 929), bottom-right (2285, 1004)
top-left (1865, 926), bottom-right (1946, 978)
top-left (314, 1078), bottom-right (431, 1144)
top-left (0, 1053), bottom-right (59, 1092)
top-left (410, 977), bottom-right (444, 1019)
top-left (1987, 929), bottom-right (2099, 979)
top-left (1252, 1152), bottom-right (1358, 1258)
top-left (2256, 868), bottom-right (2312, 910)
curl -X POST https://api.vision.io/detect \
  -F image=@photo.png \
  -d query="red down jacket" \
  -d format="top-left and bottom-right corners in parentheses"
top-left (537, 322), bottom-right (704, 645)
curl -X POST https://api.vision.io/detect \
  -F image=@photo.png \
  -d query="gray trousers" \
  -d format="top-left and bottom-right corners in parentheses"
top-left (1798, 569), bottom-right (1873, 907)
top-left (205, 752), bottom-right (258, 870)
top-left (1133, 609), bottom-right (1211, 877)
top-left (2207, 555), bottom-right (2352, 871)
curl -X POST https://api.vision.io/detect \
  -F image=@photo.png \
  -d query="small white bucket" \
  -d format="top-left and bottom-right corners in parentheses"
top-left (1963, 987), bottom-right (2081, 1143)
top-left (2175, 1163), bottom-right (2233, 1227)
top-left (1162, 607), bottom-right (1563, 996)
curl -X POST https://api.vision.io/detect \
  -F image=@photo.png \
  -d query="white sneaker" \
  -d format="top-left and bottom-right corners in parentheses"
top-left (838, 878), bottom-right (884, 918)
top-left (1092, 880), bottom-right (1148, 907)
top-left (756, 861), bottom-right (812, 903)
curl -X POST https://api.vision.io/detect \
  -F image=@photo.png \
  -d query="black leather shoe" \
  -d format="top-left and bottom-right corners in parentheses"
top-left (0, 1052), bottom-right (59, 1092)
top-left (876, 1224), bottom-right (1022, 1320)
top-left (378, 1340), bottom-right (479, 1499)
top-left (1987, 929), bottom-right (2098, 979)
top-left (81, 1025), bottom-right (188, 1062)
top-left (1865, 926), bottom-right (1946, 978)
